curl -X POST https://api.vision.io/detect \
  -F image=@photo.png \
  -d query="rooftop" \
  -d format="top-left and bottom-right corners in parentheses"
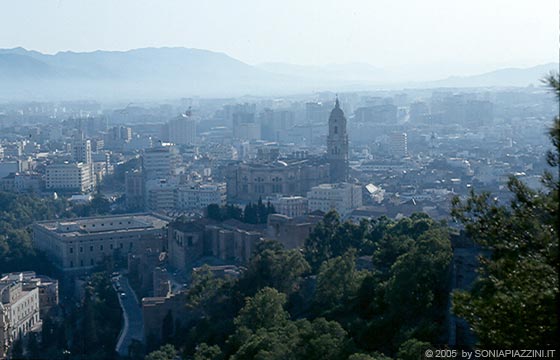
top-left (35, 213), bottom-right (170, 237)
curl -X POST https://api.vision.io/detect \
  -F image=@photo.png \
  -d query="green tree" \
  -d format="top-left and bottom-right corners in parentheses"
top-left (315, 250), bottom-right (365, 313)
top-left (186, 265), bottom-right (225, 310)
top-left (304, 210), bottom-right (342, 271)
top-left (145, 344), bottom-right (178, 360)
top-left (396, 339), bottom-right (431, 360)
top-left (230, 316), bottom-right (350, 360)
top-left (90, 194), bottom-right (111, 215)
top-left (243, 202), bottom-right (258, 224)
top-left (305, 211), bottom-right (375, 272)
top-left (452, 178), bottom-right (558, 348)
top-left (127, 339), bottom-right (145, 360)
top-left (230, 323), bottom-right (300, 360)
top-left (234, 287), bottom-right (289, 332)
top-left (348, 353), bottom-right (392, 360)
top-left (162, 310), bottom-right (174, 344)
top-left (297, 317), bottom-right (349, 360)
top-left (193, 343), bottom-right (223, 360)
top-left (385, 228), bottom-right (452, 321)
top-left (451, 74), bottom-right (559, 349)
top-left (225, 204), bottom-right (243, 221)
top-left (26, 332), bottom-right (41, 359)
top-left (239, 240), bottom-right (310, 296)
top-left (348, 355), bottom-right (376, 360)
top-left (207, 204), bottom-right (222, 221)
top-left (11, 335), bottom-right (23, 358)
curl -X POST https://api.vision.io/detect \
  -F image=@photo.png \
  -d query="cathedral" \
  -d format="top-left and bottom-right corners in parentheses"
top-left (225, 98), bottom-right (348, 201)
top-left (327, 97), bottom-right (349, 182)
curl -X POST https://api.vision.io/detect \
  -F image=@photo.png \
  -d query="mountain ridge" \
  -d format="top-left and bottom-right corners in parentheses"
top-left (0, 47), bottom-right (556, 101)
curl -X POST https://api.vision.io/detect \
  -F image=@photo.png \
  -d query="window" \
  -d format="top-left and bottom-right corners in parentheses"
top-left (334, 126), bottom-right (338, 134)
top-left (80, 247), bottom-right (83, 253)
top-left (90, 246), bottom-right (93, 252)
top-left (100, 245), bottom-right (103, 251)
top-left (69, 248), bottom-right (73, 254)
top-left (272, 176), bottom-right (282, 193)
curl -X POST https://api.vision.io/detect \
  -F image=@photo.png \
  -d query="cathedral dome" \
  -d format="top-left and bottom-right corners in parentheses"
top-left (329, 97), bottom-right (346, 120)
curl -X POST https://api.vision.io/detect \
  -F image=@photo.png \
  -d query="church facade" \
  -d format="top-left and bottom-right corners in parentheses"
top-left (224, 98), bottom-right (348, 201)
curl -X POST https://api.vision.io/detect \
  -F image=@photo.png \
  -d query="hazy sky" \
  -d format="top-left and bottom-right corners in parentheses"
top-left (0, 0), bottom-right (557, 74)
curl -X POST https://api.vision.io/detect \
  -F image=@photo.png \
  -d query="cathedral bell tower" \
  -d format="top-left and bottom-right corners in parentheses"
top-left (327, 97), bottom-right (349, 182)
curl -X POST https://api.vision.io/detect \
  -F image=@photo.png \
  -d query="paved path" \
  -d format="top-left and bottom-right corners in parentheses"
top-left (114, 276), bottom-right (144, 357)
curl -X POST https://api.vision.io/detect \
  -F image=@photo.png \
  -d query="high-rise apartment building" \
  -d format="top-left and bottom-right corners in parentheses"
top-left (142, 144), bottom-right (180, 180)
top-left (389, 132), bottom-right (408, 158)
top-left (168, 111), bottom-right (197, 145)
top-left (45, 162), bottom-right (93, 193)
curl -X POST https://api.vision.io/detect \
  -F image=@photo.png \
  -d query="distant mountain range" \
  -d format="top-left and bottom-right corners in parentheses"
top-left (425, 63), bottom-right (558, 88)
top-left (0, 47), bottom-right (557, 101)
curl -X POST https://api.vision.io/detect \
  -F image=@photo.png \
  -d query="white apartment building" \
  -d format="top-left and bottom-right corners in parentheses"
top-left (176, 183), bottom-right (226, 211)
top-left (269, 195), bottom-right (308, 218)
top-left (0, 274), bottom-right (41, 358)
top-left (168, 113), bottom-right (197, 145)
top-left (307, 183), bottom-right (363, 217)
top-left (142, 145), bottom-right (180, 180)
top-left (71, 138), bottom-right (92, 164)
top-left (45, 162), bottom-right (93, 193)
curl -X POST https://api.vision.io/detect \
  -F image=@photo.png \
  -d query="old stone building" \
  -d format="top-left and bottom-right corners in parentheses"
top-left (0, 273), bottom-right (42, 358)
top-left (225, 99), bottom-right (348, 201)
top-left (167, 218), bottom-right (265, 271)
top-left (225, 158), bottom-right (329, 202)
top-left (33, 213), bottom-right (169, 274)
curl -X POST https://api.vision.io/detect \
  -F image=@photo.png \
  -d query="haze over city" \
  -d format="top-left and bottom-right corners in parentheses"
top-left (1, 0), bottom-right (557, 76)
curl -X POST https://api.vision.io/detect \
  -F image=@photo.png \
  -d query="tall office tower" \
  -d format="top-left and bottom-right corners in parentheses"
top-left (168, 110), bottom-right (197, 145)
top-left (232, 112), bottom-right (260, 140)
top-left (71, 137), bottom-right (94, 189)
top-left (326, 98), bottom-right (349, 183)
top-left (305, 102), bottom-right (329, 124)
top-left (71, 138), bottom-right (92, 164)
top-left (125, 169), bottom-right (145, 211)
top-left (389, 132), bottom-right (408, 158)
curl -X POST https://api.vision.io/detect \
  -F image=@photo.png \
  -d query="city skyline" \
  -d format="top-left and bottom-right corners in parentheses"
top-left (0, 2), bottom-right (558, 358)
